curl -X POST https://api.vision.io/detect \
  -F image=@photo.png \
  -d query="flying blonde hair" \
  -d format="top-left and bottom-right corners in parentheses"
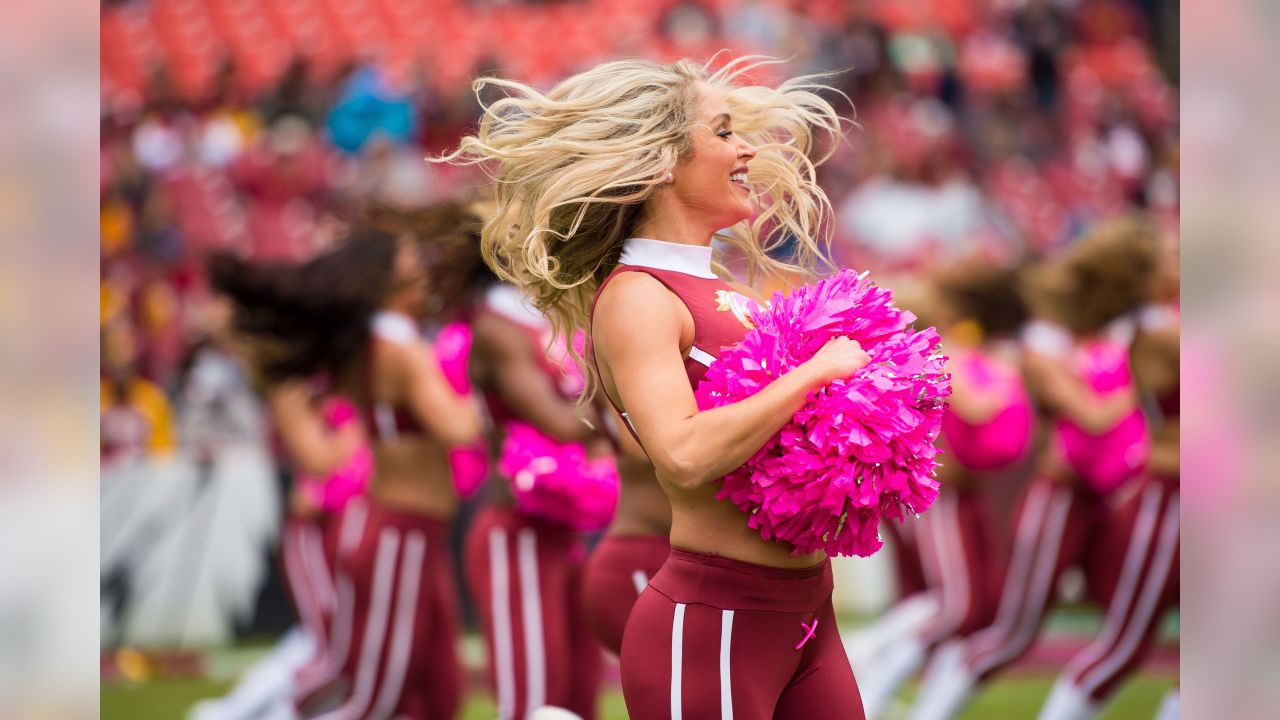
top-left (433, 54), bottom-right (850, 403)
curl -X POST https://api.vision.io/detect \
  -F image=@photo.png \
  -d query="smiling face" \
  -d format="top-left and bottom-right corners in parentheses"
top-left (671, 81), bottom-right (758, 230)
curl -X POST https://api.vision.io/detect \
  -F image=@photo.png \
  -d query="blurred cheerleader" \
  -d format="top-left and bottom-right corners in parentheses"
top-left (438, 55), bottom-right (871, 718)
top-left (210, 225), bottom-right (482, 720)
top-left (1035, 238), bottom-right (1180, 720)
top-left (911, 216), bottom-right (1162, 720)
top-left (858, 262), bottom-right (1033, 719)
top-left (580, 401), bottom-right (672, 657)
top-left (381, 199), bottom-right (611, 720)
top-left (463, 282), bottom-right (608, 720)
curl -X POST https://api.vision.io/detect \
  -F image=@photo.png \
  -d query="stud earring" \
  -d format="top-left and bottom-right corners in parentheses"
top-left (665, 172), bottom-right (674, 184)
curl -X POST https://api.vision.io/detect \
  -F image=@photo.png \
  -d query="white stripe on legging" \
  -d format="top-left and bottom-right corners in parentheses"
top-left (1061, 485), bottom-right (1163, 682)
top-left (917, 502), bottom-right (943, 592)
top-left (283, 526), bottom-right (324, 644)
top-left (338, 499), bottom-right (370, 555)
top-left (1081, 495), bottom-right (1179, 695)
top-left (671, 603), bottom-right (686, 720)
top-left (930, 493), bottom-right (968, 634)
top-left (518, 528), bottom-right (547, 711)
top-left (631, 570), bottom-right (649, 595)
top-left (489, 527), bottom-right (516, 720)
top-left (720, 609), bottom-right (735, 720)
top-left (317, 527), bottom-right (400, 720)
top-left (368, 531), bottom-right (426, 720)
top-left (973, 488), bottom-right (1072, 675)
top-left (301, 523), bottom-right (337, 613)
top-left (965, 483), bottom-right (1051, 658)
top-left (326, 576), bottom-right (356, 675)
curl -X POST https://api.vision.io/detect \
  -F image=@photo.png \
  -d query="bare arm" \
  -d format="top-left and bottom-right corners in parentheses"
top-left (947, 364), bottom-right (1017, 425)
top-left (1147, 419), bottom-right (1179, 478)
top-left (1023, 350), bottom-right (1136, 433)
top-left (595, 272), bottom-right (869, 491)
top-left (395, 340), bottom-right (484, 446)
top-left (472, 313), bottom-right (596, 443)
top-left (268, 382), bottom-right (363, 477)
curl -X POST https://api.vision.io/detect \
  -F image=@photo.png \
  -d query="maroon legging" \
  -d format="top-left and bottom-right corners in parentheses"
top-left (581, 533), bottom-right (671, 655)
top-left (464, 505), bottom-right (602, 720)
top-left (313, 501), bottom-right (462, 720)
top-left (620, 548), bottom-right (865, 720)
top-left (958, 474), bottom-right (1178, 702)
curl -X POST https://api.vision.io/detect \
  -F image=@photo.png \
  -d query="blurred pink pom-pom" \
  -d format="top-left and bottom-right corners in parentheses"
top-left (498, 422), bottom-right (619, 531)
top-left (695, 269), bottom-right (951, 557)
top-left (437, 322), bottom-right (474, 395)
top-left (1055, 339), bottom-right (1149, 494)
top-left (449, 446), bottom-right (489, 498)
top-left (299, 396), bottom-right (373, 513)
top-left (437, 322), bottom-right (490, 498)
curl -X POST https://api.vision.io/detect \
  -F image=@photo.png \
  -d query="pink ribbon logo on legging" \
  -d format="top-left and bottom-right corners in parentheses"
top-left (795, 618), bottom-right (819, 650)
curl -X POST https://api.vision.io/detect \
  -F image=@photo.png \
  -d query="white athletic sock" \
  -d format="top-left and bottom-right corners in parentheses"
top-left (187, 627), bottom-right (316, 720)
top-left (1154, 689), bottom-right (1179, 720)
top-left (1036, 679), bottom-right (1101, 720)
top-left (909, 648), bottom-right (974, 720)
top-left (526, 707), bottom-right (585, 720)
top-left (862, 637), bottom-right (926, 720)
top-left (844, 594), bottom-right (939, 676)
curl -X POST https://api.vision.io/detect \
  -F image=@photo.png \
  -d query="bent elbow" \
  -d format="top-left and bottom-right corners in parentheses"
top-left (441, 406), bottom-right (484, 446)
top-left (656, 448), bottom-right (709, 492)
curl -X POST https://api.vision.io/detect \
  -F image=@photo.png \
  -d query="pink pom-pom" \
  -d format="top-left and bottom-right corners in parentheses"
top-left (695, 269), bottom-right (951, 557)
top-left (940, 349), bottom-right (1032, 471)
top-left (436, 322), bottom-right (491, 497)
top-left (298, 397), bottom-right (373, 513)
top-left (1055, 339), bottom-right (1149, 494)
top-left (498, 421), bottom-right (619, 531)
top-left (436, 322), bottom-right (474, 395)
top-left (448, 446), bottom-right (489, 499)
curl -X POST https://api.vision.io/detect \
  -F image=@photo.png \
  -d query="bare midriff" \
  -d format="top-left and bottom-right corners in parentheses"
top-left (665, 478), bottom-right (825, 569)
top-left (368, 438), bottom-right (458, 520)
top-left (606, 456), bottom-right (672, 538)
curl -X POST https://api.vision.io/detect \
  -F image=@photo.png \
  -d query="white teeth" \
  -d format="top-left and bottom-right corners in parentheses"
top-left (730, 172), bottom-right (747, 183)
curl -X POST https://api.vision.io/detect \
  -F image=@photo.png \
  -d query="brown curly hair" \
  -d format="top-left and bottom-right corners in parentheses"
top-left (932, 260), bottom-right (1027, 338)
top-left (1058, 215), bottom-right (1161, 333)
top-left (367, 201), bottom-right (495, 318)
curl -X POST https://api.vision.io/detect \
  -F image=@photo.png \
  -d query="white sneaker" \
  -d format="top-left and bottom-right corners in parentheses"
top-left (863, 638), bottom-right (926, 720)
top-left (909, 654), bottom-right (974, 720)
top-left (1036, 679), bottom-right (1100, 720)
top-left (1154, 689), bottom-right (1179, 720)
top-left (526, 707), bottom-right (585, 720)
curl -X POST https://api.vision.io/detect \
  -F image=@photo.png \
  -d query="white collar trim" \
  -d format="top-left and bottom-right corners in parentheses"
top-left (372, 311), bottom-right (420, 346)
top-left (619, 237), bottom-right (716, 279)
top-left (485, 284), bottom-right (549, 329)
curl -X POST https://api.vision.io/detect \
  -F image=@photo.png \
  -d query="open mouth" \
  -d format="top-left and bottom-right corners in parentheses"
top-left (730, 168), bottom-right (749, 189)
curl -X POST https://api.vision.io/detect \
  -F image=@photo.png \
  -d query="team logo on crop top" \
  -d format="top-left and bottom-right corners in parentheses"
top-left (715, 289), bottom-right (757, 329)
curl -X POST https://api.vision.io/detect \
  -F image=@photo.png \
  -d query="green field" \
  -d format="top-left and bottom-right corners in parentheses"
top-left (102, 675), bottom-right (1174, 719)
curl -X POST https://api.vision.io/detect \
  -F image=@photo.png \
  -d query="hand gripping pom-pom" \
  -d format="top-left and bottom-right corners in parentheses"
top-left (298, 397), bottom-right (374, 513)
top-left (436, 322), bottom-right (490, 498)
top-left (694, 269), bottom-right (951, 557)
top-left (498, 422), bottom-right (619, 531)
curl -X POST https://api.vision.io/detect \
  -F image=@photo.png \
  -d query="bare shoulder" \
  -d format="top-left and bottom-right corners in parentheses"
top-left (471, 311), bottom-right (528, 358)
top-left (594, 271), bottom-right (686, 351)
top-left (595, 272), bottom-right (681, 329)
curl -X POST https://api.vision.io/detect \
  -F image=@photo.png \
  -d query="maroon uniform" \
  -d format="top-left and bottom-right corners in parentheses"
top-left (464, 285), bottom-right (603, 720)
top-left (301, 312), bottom-right (465, 719)
top-left (315, 502), bottom-right (462, 720)
top-left (465, 505), bottom-right (601, 720)
top-left (281, 512), bottom-right (339, 697)
top-left (590, 238), bottom-right (864, 718)
top-left (581, 533), bottom-right (671, 655)
top-left (910, 329), bottom-right (1156, 720)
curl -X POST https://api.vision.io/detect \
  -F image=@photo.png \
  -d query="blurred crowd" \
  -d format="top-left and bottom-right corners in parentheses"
top-left (99, 0), bottom-right (1177, 468)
